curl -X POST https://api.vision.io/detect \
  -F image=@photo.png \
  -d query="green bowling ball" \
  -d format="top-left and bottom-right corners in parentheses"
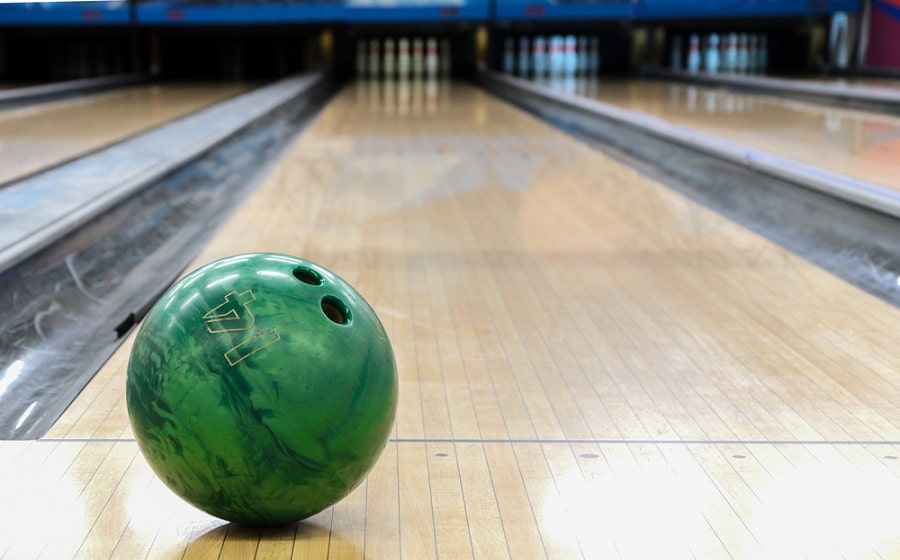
top-left (126, 253), bottom-right (398, 526)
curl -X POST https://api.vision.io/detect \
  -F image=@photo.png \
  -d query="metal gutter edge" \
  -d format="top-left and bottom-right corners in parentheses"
top-left (0, 74), bottom-right (149, 108)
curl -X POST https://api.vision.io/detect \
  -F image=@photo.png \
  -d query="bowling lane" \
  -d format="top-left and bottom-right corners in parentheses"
top-left (0, 82), bottom-right (255, 186)
top-left (10, 79), bottom-right (900, 559)
top-left (555, 78), bottom-right (900, 192)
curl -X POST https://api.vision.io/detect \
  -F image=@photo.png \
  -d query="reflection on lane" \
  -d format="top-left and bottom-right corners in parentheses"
top-left (353, 77), bottom-right (449, 117)
top-left (538, 77), bottom-right (900, 193)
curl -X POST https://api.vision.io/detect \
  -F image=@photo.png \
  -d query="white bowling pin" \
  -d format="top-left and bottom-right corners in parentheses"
top-left (687, 34), bottom-right (701, 73)
top-left (425, 37), bottom-right (439, 78)
top-left (588, 36), bottom-right (600, 75)
top-left (737, 33), bottom-right (748, 74)
top-left (533, 36), bottom-right (547, 78)
top-left (830, 12), bottom-right (850, 69)
top-left (412, 38), bottom-right (424, 77)
top-left (759, 35), bottom-right (768, 74)
top-left (564, 35), bottom-right (577, 76)
top-left (503, 37), bottom-right (515, 74)
top-left (518, 37), bottom-right (530, 77)
top-left (577, 35), bottom-right (588, 75)
top-left (550, 35), bottom-right (564, 77)
top-left (724, 32), bottom-right (738, 73)
top-left (383, 38), bottom-right (395, 77)
top-left (705, 33), bottom-right (720, 74)
top-left (398, 37), bottom-right (410, 78)
top-left (368, 39), bottom-right (380, 78)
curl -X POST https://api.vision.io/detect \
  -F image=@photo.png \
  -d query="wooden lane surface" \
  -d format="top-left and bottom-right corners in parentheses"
top-left (567, 78), bottom-right (900, 193)
top-left (0, 82), bottom-right (254, 186)
top-left (2, 79), bottom-right (899, 558)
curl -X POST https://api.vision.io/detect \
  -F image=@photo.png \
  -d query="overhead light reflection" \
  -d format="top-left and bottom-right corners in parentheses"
top-left (256, 270), bottom-right (288, 280)
top-left (15, 401), bottom-right (37, 431)
top-left (0, 359), bottom-right (24, 399)
top-left (205, 273), bottom-right (240, 289)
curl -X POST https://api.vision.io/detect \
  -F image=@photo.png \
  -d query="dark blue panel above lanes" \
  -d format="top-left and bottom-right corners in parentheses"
top-left (495, 0), bottom-right (633, 22)
top-left (633, 0), bottom-right (861, 20)
top-left (137, 0), bottom-right (487, 24)
top-left (340, 0), bottom-right (489, 23)
top-left (0, 1), bottom-right (130, 25)
top-left (137, 0), bottom-right (334, 24)
top-left (0, 0), bottom-right (863, 32)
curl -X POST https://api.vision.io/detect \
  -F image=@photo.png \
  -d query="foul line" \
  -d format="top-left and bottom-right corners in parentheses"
top-left (32, 437), bottom-right (900, 446)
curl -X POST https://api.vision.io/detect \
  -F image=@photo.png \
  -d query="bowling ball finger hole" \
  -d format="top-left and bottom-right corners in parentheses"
top-left (293, 266), bottom-right (323, 286)
top-left (321, 296), bottom-right (351, 325)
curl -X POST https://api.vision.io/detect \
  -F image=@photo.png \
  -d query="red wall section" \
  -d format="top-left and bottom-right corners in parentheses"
top-left (867, 0), bottom-right (900, 67)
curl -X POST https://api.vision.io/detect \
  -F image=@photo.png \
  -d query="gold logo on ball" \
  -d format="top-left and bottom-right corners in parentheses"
top-left (203, 290), bottom-right (280, 366)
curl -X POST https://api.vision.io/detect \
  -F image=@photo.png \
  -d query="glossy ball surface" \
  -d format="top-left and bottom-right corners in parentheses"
top-left (126, 253), bottom-right (398, 525)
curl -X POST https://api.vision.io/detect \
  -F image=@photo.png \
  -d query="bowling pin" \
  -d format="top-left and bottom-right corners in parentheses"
top-left (503, 37), bottom-right (515, 74)
top-left (564, 35), bottom-right (577, 77)
top-left (425, 37), bottom-right (439, 78)
top-left (518, 37), bottom-right (530, 77)
top-left (670, 35), bottom-right (682, 71)
top-left (588, 36), bottom-right (600, 75)
top-left (550, 35), bottom-right (564, 77)
top-left (356, 40), bottom-right (367, 77)
top-left (830, 12), bottom-right (850, 70)
top-left (368, 39), bottom-right (380, 78)
top-left (412, 38), bottom-right (424, 78)
top-left (577, 36), bottom-right (588, 75)
top-left (705, 33), bottom-right (720, 74)
top-left (533, 36), bottom-right (547, 78)
top-left (383, 38), bottom-right (395, 78)
top-left (398, 37), bottom-right (410, 78)
top-left (759, 35), bottom-right (768, 75)
top-left (724, 32), bottom-right (738, 73)
top-left (686, 33), bottom-right (701, 73)
top-left (737, 33), bottom-right (748, 74)
top-left (748, 34), bottom-right (758, 74)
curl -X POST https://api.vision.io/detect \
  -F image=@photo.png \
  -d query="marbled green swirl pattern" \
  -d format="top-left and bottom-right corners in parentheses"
top-left (126, 254), bottom-right (398, 526)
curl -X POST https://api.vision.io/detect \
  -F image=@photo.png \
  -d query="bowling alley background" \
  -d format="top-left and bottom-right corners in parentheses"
top-left (0, 0), bottom-right (897, 81)
top-left (1, 0), bottom-right (900, 558)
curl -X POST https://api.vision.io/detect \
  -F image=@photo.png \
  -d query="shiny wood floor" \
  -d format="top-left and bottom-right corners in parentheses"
top-left (2, 79), bottom-right (900, 559)
top-left (0, 82), bottom-right (252, 186)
